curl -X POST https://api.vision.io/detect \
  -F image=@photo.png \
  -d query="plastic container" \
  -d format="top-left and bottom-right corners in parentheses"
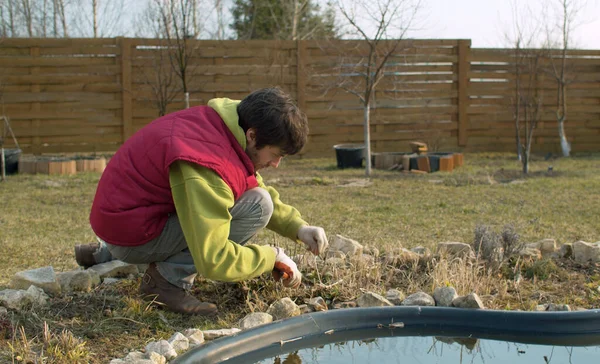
top-left (1, 148), bottom-right (21, 175)
top-left (333, 144), bottom-right (365, 169)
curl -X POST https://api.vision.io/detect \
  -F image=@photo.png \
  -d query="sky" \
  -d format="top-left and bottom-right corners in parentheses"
top-left (122, 0), bottom-right (600, 49)
top-left (410, 0), bottom-right (600, 49)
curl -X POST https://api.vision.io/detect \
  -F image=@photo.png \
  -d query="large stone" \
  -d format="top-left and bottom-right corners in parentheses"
top-left (182, 328), bottom-right (204, 347)
top-left (168, 332), bottom-right (189, 353)
top-left (411, 246), bottom-right (431, 256)
top-left (88, 260), bottom-right (139, 279)
top-left (329, 235), bottom-right (363, 257)
top-left (356, 292), bottom-right (394, 307)
top-left (433, 287), bottom-right (458, 307)
top-left (10, 266), bottom-right (61, 295)
top-left (436, 242), bottom-right (473, 259)
top-left (0, 285), bottom-right (49, 310)
top-left (57, 270), bottom-right (95, 292)
top-left (203, 328), bottom-right (241, 340)
top-left (526, 239), bottom-right (557, 258)
top-left (451, 293), bottom-right (485, 309)
top-left (572, 241), bottom-right (600, 263)
top-left (239, 312), bottom-right (274, 330)
top-left (385, 289), bottom-right (404, 305)
top-left (401, 292), bottom-right (435, 307)
top-left (145, 340), bottom-right (177, 361)
top-left (267, 297), bottom-right (301, 320)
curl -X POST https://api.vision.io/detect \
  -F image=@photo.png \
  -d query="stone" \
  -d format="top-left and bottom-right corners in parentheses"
top-left (267, 298), bottom-right (301, 320)
top-left (526, 239), bottom-right (557, 258)
top-left (145, 340), bottom-right (177, 361)
top-left (0, 286), bottom-right (49, 310)
top-left (363, 245), bottom-right (380, 258)
top-left (203, 328), bottom-right (241, 340)
top-left (518, 247), bottom-right (542, 260)
top-left (182, 329), bottom-right (205, 346)
top-left (167, 332), bottom-right (189, 353)
top-left (401, 292), bottom-right (435, 307)
top-left (332, 301), bottom-right (357, 309)
top-left (299, 304), bottom-right (313, 314)
top-left (110, 351), bottom-right (166, 364)
top-left (103, 278), bottom-right (121, 285)
top-left (436, 242), bottom-right (473, 259)
top-left (88, 260), bottom-right (139, 279)
top-left (384, 248), bottom-right (420, 265)
top-left (451, 293), bottom-right (485, 309)
top-left (356, 292), bottom-right (394, 307)
top-left (411, 246), bottom-right (431, 256)
top-left (572, 241), bottom-right (600, 263)
top-left (57, 270), bottom-right (95, 292)
top-left (358, 254), bottom-right (375, 266)
top-left (10, 266), bottom-right (61, 295)
top-left (547, 303), bottom-right (571, 312)
top-left (0, 307), bottom-right (7, 316)
top-left (329, 235), bottom-right (363, 257)
top-left (385, 289), bottom-right (404, 305)
top-left (307, 296), bottom-right (328, 311)
top-left (239, 312), bottom-right (274, 330)
top-left (433, 287), bottom-right (458, 307)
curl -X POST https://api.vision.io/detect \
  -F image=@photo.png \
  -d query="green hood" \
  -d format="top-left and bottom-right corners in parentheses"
top-left (207, 98), bottom-right (246, 149)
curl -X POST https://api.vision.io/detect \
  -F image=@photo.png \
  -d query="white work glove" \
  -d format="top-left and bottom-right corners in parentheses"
top-left (271, 247), bottom-right (302, 288)
top-left (297, 226), bottom-right (329, 256)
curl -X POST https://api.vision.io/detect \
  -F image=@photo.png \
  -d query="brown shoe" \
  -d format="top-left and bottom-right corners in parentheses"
top-left (140, 263), bottom-right (218, 316)
top-left (74, 243), bottom-right (100, 268)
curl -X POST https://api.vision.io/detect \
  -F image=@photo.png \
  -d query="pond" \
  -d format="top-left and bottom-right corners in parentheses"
top-left (259, 336), bottom-right (600, 364)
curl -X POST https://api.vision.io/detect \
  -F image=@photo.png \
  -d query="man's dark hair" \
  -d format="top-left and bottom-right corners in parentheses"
top-left (237, 87), bottom-right (309, 155)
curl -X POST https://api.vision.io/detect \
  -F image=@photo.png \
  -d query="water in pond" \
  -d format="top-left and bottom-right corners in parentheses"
top-left (258, 336), bottom-right (600, 363)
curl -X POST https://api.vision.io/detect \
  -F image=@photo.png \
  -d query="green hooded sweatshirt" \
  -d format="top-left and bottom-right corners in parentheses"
top-left (168, 98), bottom-right (307, 282)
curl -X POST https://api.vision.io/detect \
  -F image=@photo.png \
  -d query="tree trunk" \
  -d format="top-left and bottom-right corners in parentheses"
top-left (363, 102), bottom-right (371, 177)
top-left (557, 116), bottom-right (570, 157)
top-left (184, 92), bottom-right (190, 109)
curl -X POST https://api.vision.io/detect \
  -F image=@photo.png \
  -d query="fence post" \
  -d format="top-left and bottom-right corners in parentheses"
top-left (296, 40), bottom-right (307, 112)
top-left (457, 39), bottom-right (471, 147)
top-left (118, 37), bottom-right (133, 143)
top-left (30, 46), bottom-right (41, 155)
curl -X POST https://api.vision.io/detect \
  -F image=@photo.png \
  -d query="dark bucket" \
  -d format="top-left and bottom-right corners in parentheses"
top-left (1, 148), bottom-right (21, 175)
top-left (333, 144), bottom-right (365, 169)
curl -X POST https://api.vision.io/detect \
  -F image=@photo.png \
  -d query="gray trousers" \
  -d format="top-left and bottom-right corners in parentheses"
top-left (93, 187), bottom-right (274, 289)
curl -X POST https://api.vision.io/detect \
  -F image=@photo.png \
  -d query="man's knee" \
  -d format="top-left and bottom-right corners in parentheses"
top-left (242, 187), bottom-right (273, 220)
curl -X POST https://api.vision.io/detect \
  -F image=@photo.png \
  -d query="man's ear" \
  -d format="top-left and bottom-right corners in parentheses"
top-left (246, 128), bottom-right (256, 146)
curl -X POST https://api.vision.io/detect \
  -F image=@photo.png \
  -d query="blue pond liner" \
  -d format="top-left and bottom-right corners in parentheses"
top-left (173, 306), bottom-right (600, 364)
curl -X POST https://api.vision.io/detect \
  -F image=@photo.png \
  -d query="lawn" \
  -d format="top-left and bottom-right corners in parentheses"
top-left (0, 152), bottom-right (599, 362)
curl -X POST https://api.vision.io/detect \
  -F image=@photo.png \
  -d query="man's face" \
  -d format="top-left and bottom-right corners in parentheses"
top-left (245, 128), bottom-right (285, 171)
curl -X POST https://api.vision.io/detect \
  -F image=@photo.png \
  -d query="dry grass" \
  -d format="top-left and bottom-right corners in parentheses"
top-left (0, 152), bottom-right (599, 362)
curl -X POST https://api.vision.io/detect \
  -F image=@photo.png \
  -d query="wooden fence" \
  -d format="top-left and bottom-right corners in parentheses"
top-left (0, 38), bottom-right (598, 156)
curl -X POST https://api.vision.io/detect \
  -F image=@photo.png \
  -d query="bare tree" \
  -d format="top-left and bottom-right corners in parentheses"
top-left (71, 0), bottom-right (124, 37)
top-left (544, 0), bottom-right (587, 157)
top-left (506, 1), bottom-right (547, 174)
top-left (0, 0), bottom-right (69, 37)
top-left (324, 0), bottom-right (422, 176)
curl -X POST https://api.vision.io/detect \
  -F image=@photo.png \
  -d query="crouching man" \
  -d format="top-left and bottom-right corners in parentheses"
top-left (75, 87), bottom-right (328, 315)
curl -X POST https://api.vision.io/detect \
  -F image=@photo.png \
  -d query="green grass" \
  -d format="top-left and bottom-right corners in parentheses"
top-left (0, 152), bottom-right (599, 362)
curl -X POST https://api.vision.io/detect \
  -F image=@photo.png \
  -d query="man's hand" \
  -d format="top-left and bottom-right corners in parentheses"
top-left (272, 247), bottom-right (302, 288)
top-left (297, 226), bottom-right (328, 256)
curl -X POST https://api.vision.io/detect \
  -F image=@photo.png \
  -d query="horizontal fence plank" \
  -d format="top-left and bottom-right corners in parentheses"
top-left (1, 37), bottom-right (599, 155)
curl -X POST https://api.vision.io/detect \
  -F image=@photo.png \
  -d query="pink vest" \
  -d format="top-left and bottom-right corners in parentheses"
top-left (90, 106), bottom-right (258, 246)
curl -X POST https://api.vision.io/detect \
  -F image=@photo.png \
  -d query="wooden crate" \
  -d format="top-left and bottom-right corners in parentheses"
top-left (75, 157), bottom-right (106, 173)
top-left (19, 157), bottom-right (77, 175)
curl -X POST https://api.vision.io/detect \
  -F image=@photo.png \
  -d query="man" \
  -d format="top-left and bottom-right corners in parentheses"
top-left (75, 87), bottom-right (328, 315)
